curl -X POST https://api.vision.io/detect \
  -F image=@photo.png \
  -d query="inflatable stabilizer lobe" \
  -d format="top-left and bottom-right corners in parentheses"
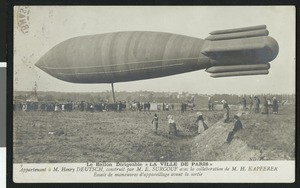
top-left (206, 63), bottom-right (270, 73)
top-left (210, 70), bottom-right (269, 78)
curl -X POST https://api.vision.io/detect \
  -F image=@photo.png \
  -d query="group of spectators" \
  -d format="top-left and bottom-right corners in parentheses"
top-left (14, 100), bottom-right (196, 113)
top-left (13, 101), bottom-right (127, 112)
top-left (151, 109), bottom-right (241, 144)
top-left (243, 96), bottom-right (279, 114)
top-left (220, 96), bottom-right (279, 124)
top-left (151, 114), bottom-right (180, 136)
top-left (128, 102), bottom-right (151, 111)
top-left (220, 96), bottom-right (280, 142)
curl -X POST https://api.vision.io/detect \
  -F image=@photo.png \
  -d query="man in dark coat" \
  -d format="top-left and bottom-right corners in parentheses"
top-left (242, 97), bottom-right (247, 109)
top-left (261, 97), bottom-right (269, 114)
top-left (226, 115), bottom-right (243, 143)
top-left (254, 96), bottom-right (260, 113)
top-left (272, 97), bottom-right (279, 114)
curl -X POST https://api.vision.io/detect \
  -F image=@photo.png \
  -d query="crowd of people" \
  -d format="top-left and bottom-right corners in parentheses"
top-left (150, 110), bottom-right (242, 144)
top-left (241, 96), bottom-right (279, 114)
top-left (13, 101), bottom-right (127, 112)
top-left (13, 101), bottom-right (155, 112)
top-left (15, 95), bottom-right (281, 143)
top-left (151, 95), bottom-right (280, 143)
top-left (206, 96), bottom-right (279, 115)
top-left (13, 100), bottom-right (195, 113)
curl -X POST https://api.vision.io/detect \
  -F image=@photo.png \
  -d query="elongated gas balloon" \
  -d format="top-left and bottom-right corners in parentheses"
top-left (35, 25), bottom-right (279, 83)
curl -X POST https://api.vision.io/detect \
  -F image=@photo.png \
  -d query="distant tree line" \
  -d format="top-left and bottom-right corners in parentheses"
top-left (14, 91), bottom-right (295, 108)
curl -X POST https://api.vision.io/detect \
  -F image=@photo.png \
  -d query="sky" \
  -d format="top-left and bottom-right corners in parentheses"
top-left (13, 6), bottom-right (295, 95)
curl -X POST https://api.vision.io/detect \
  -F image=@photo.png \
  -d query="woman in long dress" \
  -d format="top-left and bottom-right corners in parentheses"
top-left (168, 115), bottom-right (177, 135)
top-left (222, 100), bottom-right (230, 123)
top-left (196, 112), bottom-right (208, 134)
top-left (151, 114), bottom-right (158, 134)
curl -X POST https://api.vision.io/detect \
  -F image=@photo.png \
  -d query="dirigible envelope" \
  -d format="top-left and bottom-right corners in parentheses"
top-left (35, 25), bottom-right (279, 83)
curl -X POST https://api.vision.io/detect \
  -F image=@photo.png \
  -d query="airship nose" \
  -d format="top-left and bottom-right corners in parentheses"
top-left (35, 58), bottom-right (42, 69)
top-left (35, 56), bottom-right (47, 73)
top-left (35, 54), bottom-right (56, 78)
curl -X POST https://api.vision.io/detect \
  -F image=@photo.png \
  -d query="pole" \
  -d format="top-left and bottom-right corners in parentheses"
top-left (111, 83), bottom-right (116, 103)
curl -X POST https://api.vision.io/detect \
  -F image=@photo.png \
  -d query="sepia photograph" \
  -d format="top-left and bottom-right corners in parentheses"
top-left (12, 6), bottom-right (295, 183)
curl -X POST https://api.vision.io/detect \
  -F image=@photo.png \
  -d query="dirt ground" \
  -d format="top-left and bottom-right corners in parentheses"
top-left (13, 104), bottom-right (295, 163)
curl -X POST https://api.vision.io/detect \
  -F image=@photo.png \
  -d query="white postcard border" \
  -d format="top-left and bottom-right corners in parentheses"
top-left (13, 161), bottom-right (295, 183)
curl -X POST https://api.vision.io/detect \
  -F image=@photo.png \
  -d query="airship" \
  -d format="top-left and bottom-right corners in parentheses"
top-left (35, 25), bottom-right (278, 101)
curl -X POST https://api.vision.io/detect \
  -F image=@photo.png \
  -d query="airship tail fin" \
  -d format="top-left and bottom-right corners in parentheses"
top-left (209, 25), bottom-right (267, 35)
top-left (202, 25), bottom-right (278, 78)
top-left (205, 29), bottom-right (268, 41)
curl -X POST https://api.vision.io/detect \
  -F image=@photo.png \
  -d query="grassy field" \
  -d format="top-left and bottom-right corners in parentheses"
top-left (13, 104), bottom-right (295, 163)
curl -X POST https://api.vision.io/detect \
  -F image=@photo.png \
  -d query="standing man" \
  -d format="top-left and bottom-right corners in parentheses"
top-left (242, 97), bottom-right (247, 109)
top-left (249, 97), bottom-right (253, 113)
top-left (181, 103), bottom-right (185, 113)
top-left (254, 96), bottom-right (260, 113)
top-left (166, 104), bottom-right (169, 111)
top-left (208, 97), bottom-right (212, 111)
top-left (272, 97), bottom-right (279, 114)
top-left (226, 115), bottom-right (243, 143)
top-left (222, 100), bottom-right (230, 123)
top-left (261, 97), bottom-right (269, 114)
